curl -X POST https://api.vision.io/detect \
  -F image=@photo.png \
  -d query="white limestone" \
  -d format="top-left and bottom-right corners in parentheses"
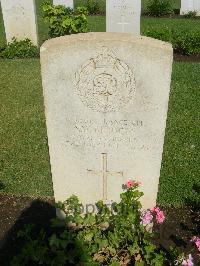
top-left (0, 0), bottom-right (38, 46)
top-left (53, 0), bottom-right (74, 9)
top-left (181, 0), bottom-right (200, 16)
top-left (106, 0), bottom-right (141, 36)
top-left (40, 33), bottom-right (173, 210)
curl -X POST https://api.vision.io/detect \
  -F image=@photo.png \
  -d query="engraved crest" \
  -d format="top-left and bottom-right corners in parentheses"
top-left (75, 47), bottom-right (136, 113)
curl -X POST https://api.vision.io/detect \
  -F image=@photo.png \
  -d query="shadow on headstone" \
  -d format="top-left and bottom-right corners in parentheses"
top-left (0, 199), bottom-right (56, 265)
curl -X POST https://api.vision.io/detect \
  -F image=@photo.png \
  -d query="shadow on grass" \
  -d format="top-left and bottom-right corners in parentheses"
top-left (0, 184), bottom-right (199, 265)
top-left (0, 199), bottom-right (56, 265)
top-left (0, 181), bottom-right (6, 190)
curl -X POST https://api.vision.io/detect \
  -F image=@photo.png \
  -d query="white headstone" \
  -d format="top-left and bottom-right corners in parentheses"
top-left (40, 33), bottom-right (173, 210)
top-left (194, 0), bottom-right (200, 15)
top-left (53, 0), bottom-right (74, 9)
top-left (181, 0), bottom-right (200, 16)
top-left (0, 0), bottom-right (38, 46)
top-left (106, 0), bottom-right (141, 36)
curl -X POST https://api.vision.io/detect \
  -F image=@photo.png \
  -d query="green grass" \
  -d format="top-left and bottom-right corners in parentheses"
top-left (0, 59), bottom-right (53, 196)
top-left (87, 16), bottom-right (200, 35)
top-left (158, 62), bottom-right (200, 206)
top-left (0, 0), bottom-right (199, 205)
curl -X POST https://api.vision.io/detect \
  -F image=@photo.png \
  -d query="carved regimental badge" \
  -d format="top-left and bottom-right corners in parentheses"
top-left (75, 47), bottom-right (136, 113)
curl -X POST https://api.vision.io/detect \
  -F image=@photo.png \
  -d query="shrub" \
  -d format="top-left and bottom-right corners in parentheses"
top-left (86, 0), bottom-right (100, 15)
top-left (143, 28), bottom-right (200, 55)
top-left (42, 2), bottom-right (88, 38)
top-left (184, 11), bottom-right (197, 19)
top-left (143, 27), bottom-right (172, 43)
top-left (173, 8), bottom-right (180, 15)
top-left (0, 38), bottom-right (39, 59)
top-left (146, 0), bottom-right (174, 17)
top-left (173, 30), bottom-right (200, 55)
top-left (10, 180), bottom-right (192, 265)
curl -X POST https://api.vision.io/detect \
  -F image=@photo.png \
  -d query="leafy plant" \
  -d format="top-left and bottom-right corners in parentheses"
top-left (42, 2), bottom-right (89, 38)
top-left (143, 27), bottom-right (200, 55)
top-left (10, 180), bottom-right (191, 265)
top-left (173, 30), bottom-right (200, 55)
top-left (0, 38), bottom-right (39, 59)
top-left (173, 8), bottom-right (180, 15)
top-left (184, 11), bottom-right (197, 19)
top-left (86, 0), bottom-right (100, 15)
top-left (144, 27), bottom-right (172, 43)
top-left (146, 0), bottom-right (174, 17)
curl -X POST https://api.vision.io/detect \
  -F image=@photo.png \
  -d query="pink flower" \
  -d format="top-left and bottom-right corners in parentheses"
top-left (125, 179), bottom-right (141, 189)
top-left (182, 254), bottom-right (193, 266)
top-left (155, 210), bottom-right (165, 224)
top-left (140, 210), bottom-right (153, 226)
top-left (191, 236), bottom-right (200, 252)
top-left (125, 179), bottom-right (135, 188)
top-left (150, 207), bottom-right (160, 213)
top-left (150, 206), bottom-right (165, 224)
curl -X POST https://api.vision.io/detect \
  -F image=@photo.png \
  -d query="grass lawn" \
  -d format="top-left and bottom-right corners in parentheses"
top-left (0, 1), bottom-right (199, 206)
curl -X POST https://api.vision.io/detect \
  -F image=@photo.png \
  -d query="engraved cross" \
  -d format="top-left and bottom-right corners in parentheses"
top-left (87, 153), bottom-right (123, 201)
top-left (117, 15), bottom-right (129, 32)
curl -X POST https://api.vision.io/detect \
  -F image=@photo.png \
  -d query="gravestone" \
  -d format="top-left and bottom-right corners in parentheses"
top-left (181, 0), bottom-right (200, 16)
top-left (40, 33), bottom-right (173, 210)
top-left (53, 0), bottom-right (74, 9)
top-left (0, 0), bottom-right (38, 46)
top-left (106, 0), bottom-right (141, 35)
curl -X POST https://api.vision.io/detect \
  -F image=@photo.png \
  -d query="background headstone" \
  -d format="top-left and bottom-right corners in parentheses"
top-left (181, 0), bottom-right (200, 16)
top-left (40, 33), bottom-right (173, 210)
top-left (0, 0), bottom-right (38, 46)
top-left (106, 0), bottom-right (141, 36)
top-left (53, 0), bottom-right (74, 9)
top-left (194, 0), bottom-right (200, 15)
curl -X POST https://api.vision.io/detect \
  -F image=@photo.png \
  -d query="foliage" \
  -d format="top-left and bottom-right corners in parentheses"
top-left (10, 182), bottom-right (185, 266)
top-left (173, 30), bottom-right (200, 55)
top-left (42, 2), bottom-right (88, 38)
top-left (146, 0), bottom-right (174, 17)
top-left (86, 0), bottom-right (100, 15)
top-left (143, 27), bottom-right (200, 55)
top-left (183, 11), bottom-right (197, 19)
top-left (0, 38), bottom-right (39, 59)
top-left (173, 8), bottom-right (180, 15)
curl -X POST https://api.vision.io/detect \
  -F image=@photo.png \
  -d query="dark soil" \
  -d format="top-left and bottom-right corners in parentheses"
top-left (174, 53), bottom-right (200, 62)
top-left (0, 193), bottom-right (199, 265)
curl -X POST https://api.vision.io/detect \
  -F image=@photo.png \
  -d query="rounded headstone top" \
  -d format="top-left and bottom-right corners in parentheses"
top-left (40, 32), bottom-right (173, 53)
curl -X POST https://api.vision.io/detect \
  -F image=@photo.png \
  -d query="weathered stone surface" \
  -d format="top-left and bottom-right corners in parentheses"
top-left (53, 0), bottom-right (74, 9)
top-left (0, 0), bottom-right (38, 45)
top-left (181, 0), bottom-right (200, 16)
top-left (106, 0), bottom-right (141, 35)
top-left (40, 33), bottom-right (173, 209)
